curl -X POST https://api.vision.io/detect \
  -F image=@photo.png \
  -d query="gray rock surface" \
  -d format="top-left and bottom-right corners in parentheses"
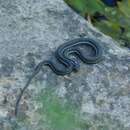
top-left (0, 0), bottom-right (130, 130)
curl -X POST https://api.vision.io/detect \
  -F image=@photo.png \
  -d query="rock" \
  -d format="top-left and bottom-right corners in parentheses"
top-left (0, 0), bottom-right (130, 129)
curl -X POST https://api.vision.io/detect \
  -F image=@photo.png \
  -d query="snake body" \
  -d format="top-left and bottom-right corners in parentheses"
top-left (15, 38), bottom-right (103, 116)
top-left (44, 38), bottom-right (103, 75)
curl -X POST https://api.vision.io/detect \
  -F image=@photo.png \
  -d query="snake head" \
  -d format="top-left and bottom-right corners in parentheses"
top-left (71, 59), bottom-right (80, 72)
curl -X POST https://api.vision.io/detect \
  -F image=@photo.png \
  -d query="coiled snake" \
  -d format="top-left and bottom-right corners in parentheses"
top-left (15, 38), bottom-right (103, 116)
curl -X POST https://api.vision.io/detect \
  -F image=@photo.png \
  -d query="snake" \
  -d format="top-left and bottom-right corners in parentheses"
top-left (14, 38), bottom-right (103, 116)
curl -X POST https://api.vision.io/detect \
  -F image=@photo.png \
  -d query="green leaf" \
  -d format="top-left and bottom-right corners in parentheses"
top-left (65, 0), bottom-right (106, 16)
top-left (118, 0), bottom-right (130, 18)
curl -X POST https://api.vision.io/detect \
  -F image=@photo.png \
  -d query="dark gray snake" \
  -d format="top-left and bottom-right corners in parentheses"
top-left (15, 38), bottom-right (103, 116)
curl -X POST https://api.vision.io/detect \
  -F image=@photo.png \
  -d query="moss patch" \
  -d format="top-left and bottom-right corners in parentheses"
top-left (36, 88), bottom-right (83, 130)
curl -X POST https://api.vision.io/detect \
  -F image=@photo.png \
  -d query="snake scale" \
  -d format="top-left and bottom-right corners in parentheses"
top-left (15, 38), bottom-right (103, 116)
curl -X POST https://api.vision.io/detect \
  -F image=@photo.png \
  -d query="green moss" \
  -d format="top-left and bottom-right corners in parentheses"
top-left (36, 88), bottom-right (83, 130)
